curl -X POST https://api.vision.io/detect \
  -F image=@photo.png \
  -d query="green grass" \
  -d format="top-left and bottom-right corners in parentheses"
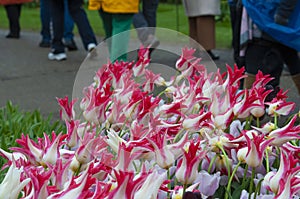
top-left (0, 101), bottom-right (66, 181)
top-left (0, 3), bottom-right (232, 48)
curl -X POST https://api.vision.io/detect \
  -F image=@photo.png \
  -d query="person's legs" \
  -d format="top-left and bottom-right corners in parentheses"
top-left (133, 12), bottom-right (148, 42)
top-left (280, 44), bottom-right (300, 94)
top-left (39, 0), bottom-right (51, 46)
top-left (99, 9), bottom-right (113, 53)
top-left (63, 0), bottom-right (74, 42)
top-left (133, 0), bottom-right (159, 47)
top-left (245, 42), bottom-right (283, 88)
top-left (141, 0), bottom-right (158, 35)
top-left (280, 45), bottom-right (300, 75)
top-left (111, 14), bottom-right (133, 61)
top-left (63, 0), bottom-right (77, 51)
top-left (67, 0), bottom-right (97, 51)
top-left (48, 0), bottom-right (66, 60)
top-left (188, 17), bottom-right (197, 46)
top-left (195, 15), bottom-right (219, 60)
top-left (195, 16), bottom-right (216, 51)
top-left (4, 4), bottom-right (21, 38)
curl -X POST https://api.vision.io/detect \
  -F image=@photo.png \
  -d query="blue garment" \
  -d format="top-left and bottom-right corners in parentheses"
top-left (132, 0), bottom-right (159, 42)
top-left (242, 0), bottom-right (300, 51)
top-left (40, 0), bottom-right (75, 43)
top-left (228, 0), bottom-right (236, 6)
top-left (50, 0), bottom-right (97, 53)
top-left (63, 0), bottom-right (75, 42)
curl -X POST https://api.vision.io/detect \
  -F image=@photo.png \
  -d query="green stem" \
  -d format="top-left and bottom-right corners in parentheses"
top-left (274, 113), bottom-right (278, 128)
top-left (225, 161), bottom-right (242, 199)
top-left (167, 168), bottom-right (171, 199)
top-left (249, 167), bottom-right (256, 199)
top-left (254, 178), bottom-right (264, 199)
top-left (182, 183), bottom-right (187, 198)
top-left (75, 163), bottom-right (82, 176)
top-left (265, 150), bottom-right (270, 173)
top-left (242, 164), bottom-right (249, 185)
top-left (218, 145), bottom-right (231, 177)
top-left (256, 117), bottom-right (260, 128)
top-left (207, 155), bottom-right (218, 174)
top-left (173, 128), bottom-right (185, 143)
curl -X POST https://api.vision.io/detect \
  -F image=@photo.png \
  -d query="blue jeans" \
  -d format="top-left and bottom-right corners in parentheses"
top-left (50, 0), bottom-right (97, 52)
top-left (133, 0), bottom-right (159, 42)
top-left (40, 0), bottom-right (74, 43)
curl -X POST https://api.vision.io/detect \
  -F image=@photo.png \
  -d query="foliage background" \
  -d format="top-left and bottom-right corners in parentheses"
top-left (0, 1), bottom-right (232, 48)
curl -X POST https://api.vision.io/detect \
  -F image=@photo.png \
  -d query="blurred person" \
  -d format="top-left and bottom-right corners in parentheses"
top-left (48, 0), bottom-right (97, 61)
top-left (39, 0), bottom-right (78, 51)
top-left (182, 0), bottom-right (221, 60)
top-left (89, 0), bottom-right (139, 62)
top-left (132, 0), bottom-right (160, 54)
top-left (241, 0), bottom-right (300, 95)
top-left (228, 0), bottom-right (245, 88)
top-left (274, 0), bottom-right (298, 26)
top-left (0, 0), bottom-right (31, 38)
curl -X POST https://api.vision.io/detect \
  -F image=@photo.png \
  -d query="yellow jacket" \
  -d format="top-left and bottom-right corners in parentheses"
top-left (89, 0), bottom-right (139, 14)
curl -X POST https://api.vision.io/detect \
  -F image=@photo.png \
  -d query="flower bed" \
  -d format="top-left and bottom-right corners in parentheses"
top-left (0, 47), bottom-right (299, 198)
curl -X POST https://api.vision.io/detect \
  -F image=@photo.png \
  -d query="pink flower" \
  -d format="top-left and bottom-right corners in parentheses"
top-left (232, 90), bottom-right (260, 119)
top-left (223, 64), bottom-right (246, 89)
top-left (23, 166), bottom-right (52, 198)
top-left (65, 120), bottom-right (80, 149)
top-left (267, 115), bottom-right (300, 146)
top-left (0, 162), bottom-right (31, 199)
top-left (75, 132), bottom-right (105, 165)
top-left (182, 110), bottom-right (211, 131)
top-left (264, 149), bottom-right (300, 198)
top-left (133, 46), bottom-right (150, 77)
top-left (142, 69), bottom-right (165, 93)
top-left (249, 84), bottom-right (273, 118)
top-left (267, 100), bottom-right (295, 116)
top-left (81, 85), bottom-right (112, 125)
top-left (175, 140), bottom-right (206, 184)
top-left (57, 96), bottom-right (77, 121)
top-left (147, 132), bottom-right (188, 169)
top-left (41, 132), bottom-right (67, 166)
top-left (237, 131), bottom-right (274, 167)
top-left (108, 170), bottom-right (146, 199)
top-left (175, 47), bottom-right (196, 71)
top-left (11, 134), bottom-right (43, 165)
top-left (47, 170), bottom-right (95, 199)
top-left (134, 170), bottom-right (168, 199)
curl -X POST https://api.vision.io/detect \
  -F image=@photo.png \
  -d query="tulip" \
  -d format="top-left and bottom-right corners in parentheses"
top-left (57, 96), bottom-right (77, 122)
top-left (0, 163), bottom-right (30, 199)
top-left (134, 170), bottom-right (167, 199)
top-left (176, 141), bottom-right (205, 184)
top-left (237, 132), bottom-right (274, 168)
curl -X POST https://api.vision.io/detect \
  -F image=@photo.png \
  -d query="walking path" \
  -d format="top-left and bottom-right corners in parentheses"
top-left (0, 29), bottom-right (299, 120)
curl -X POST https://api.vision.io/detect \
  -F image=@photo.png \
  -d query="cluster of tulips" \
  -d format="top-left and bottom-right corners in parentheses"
top-left (0, 47), bottom-right (300, 199)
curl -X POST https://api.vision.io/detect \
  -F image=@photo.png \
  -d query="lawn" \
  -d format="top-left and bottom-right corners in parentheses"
top-left (0, 3), bottom-right (232, 49)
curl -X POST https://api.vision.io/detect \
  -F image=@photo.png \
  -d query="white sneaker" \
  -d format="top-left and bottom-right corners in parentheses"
top-left (48, 51), bottom-right (67, 61)
top-left (87, 43), bottom-right (96, 52)
top-left (144, 35), bottom-right (160, 49)
top-left (87, 43), bottom-right (97, 58)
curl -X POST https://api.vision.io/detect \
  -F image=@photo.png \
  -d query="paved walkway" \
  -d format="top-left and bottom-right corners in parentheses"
top-left (0, 29), bottom-right (299, 120)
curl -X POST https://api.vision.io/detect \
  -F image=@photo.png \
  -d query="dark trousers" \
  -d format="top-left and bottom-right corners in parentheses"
top-left (4, 4), bottom-right (22, 37)
top-left (40, 0), bottom-right (75, 43)
top-left (245, 39), bottom-right (300, 87)
top-left (50, 0), bottom-right (97, 52)
top-left (133, 0), bottom-right (159, 42)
